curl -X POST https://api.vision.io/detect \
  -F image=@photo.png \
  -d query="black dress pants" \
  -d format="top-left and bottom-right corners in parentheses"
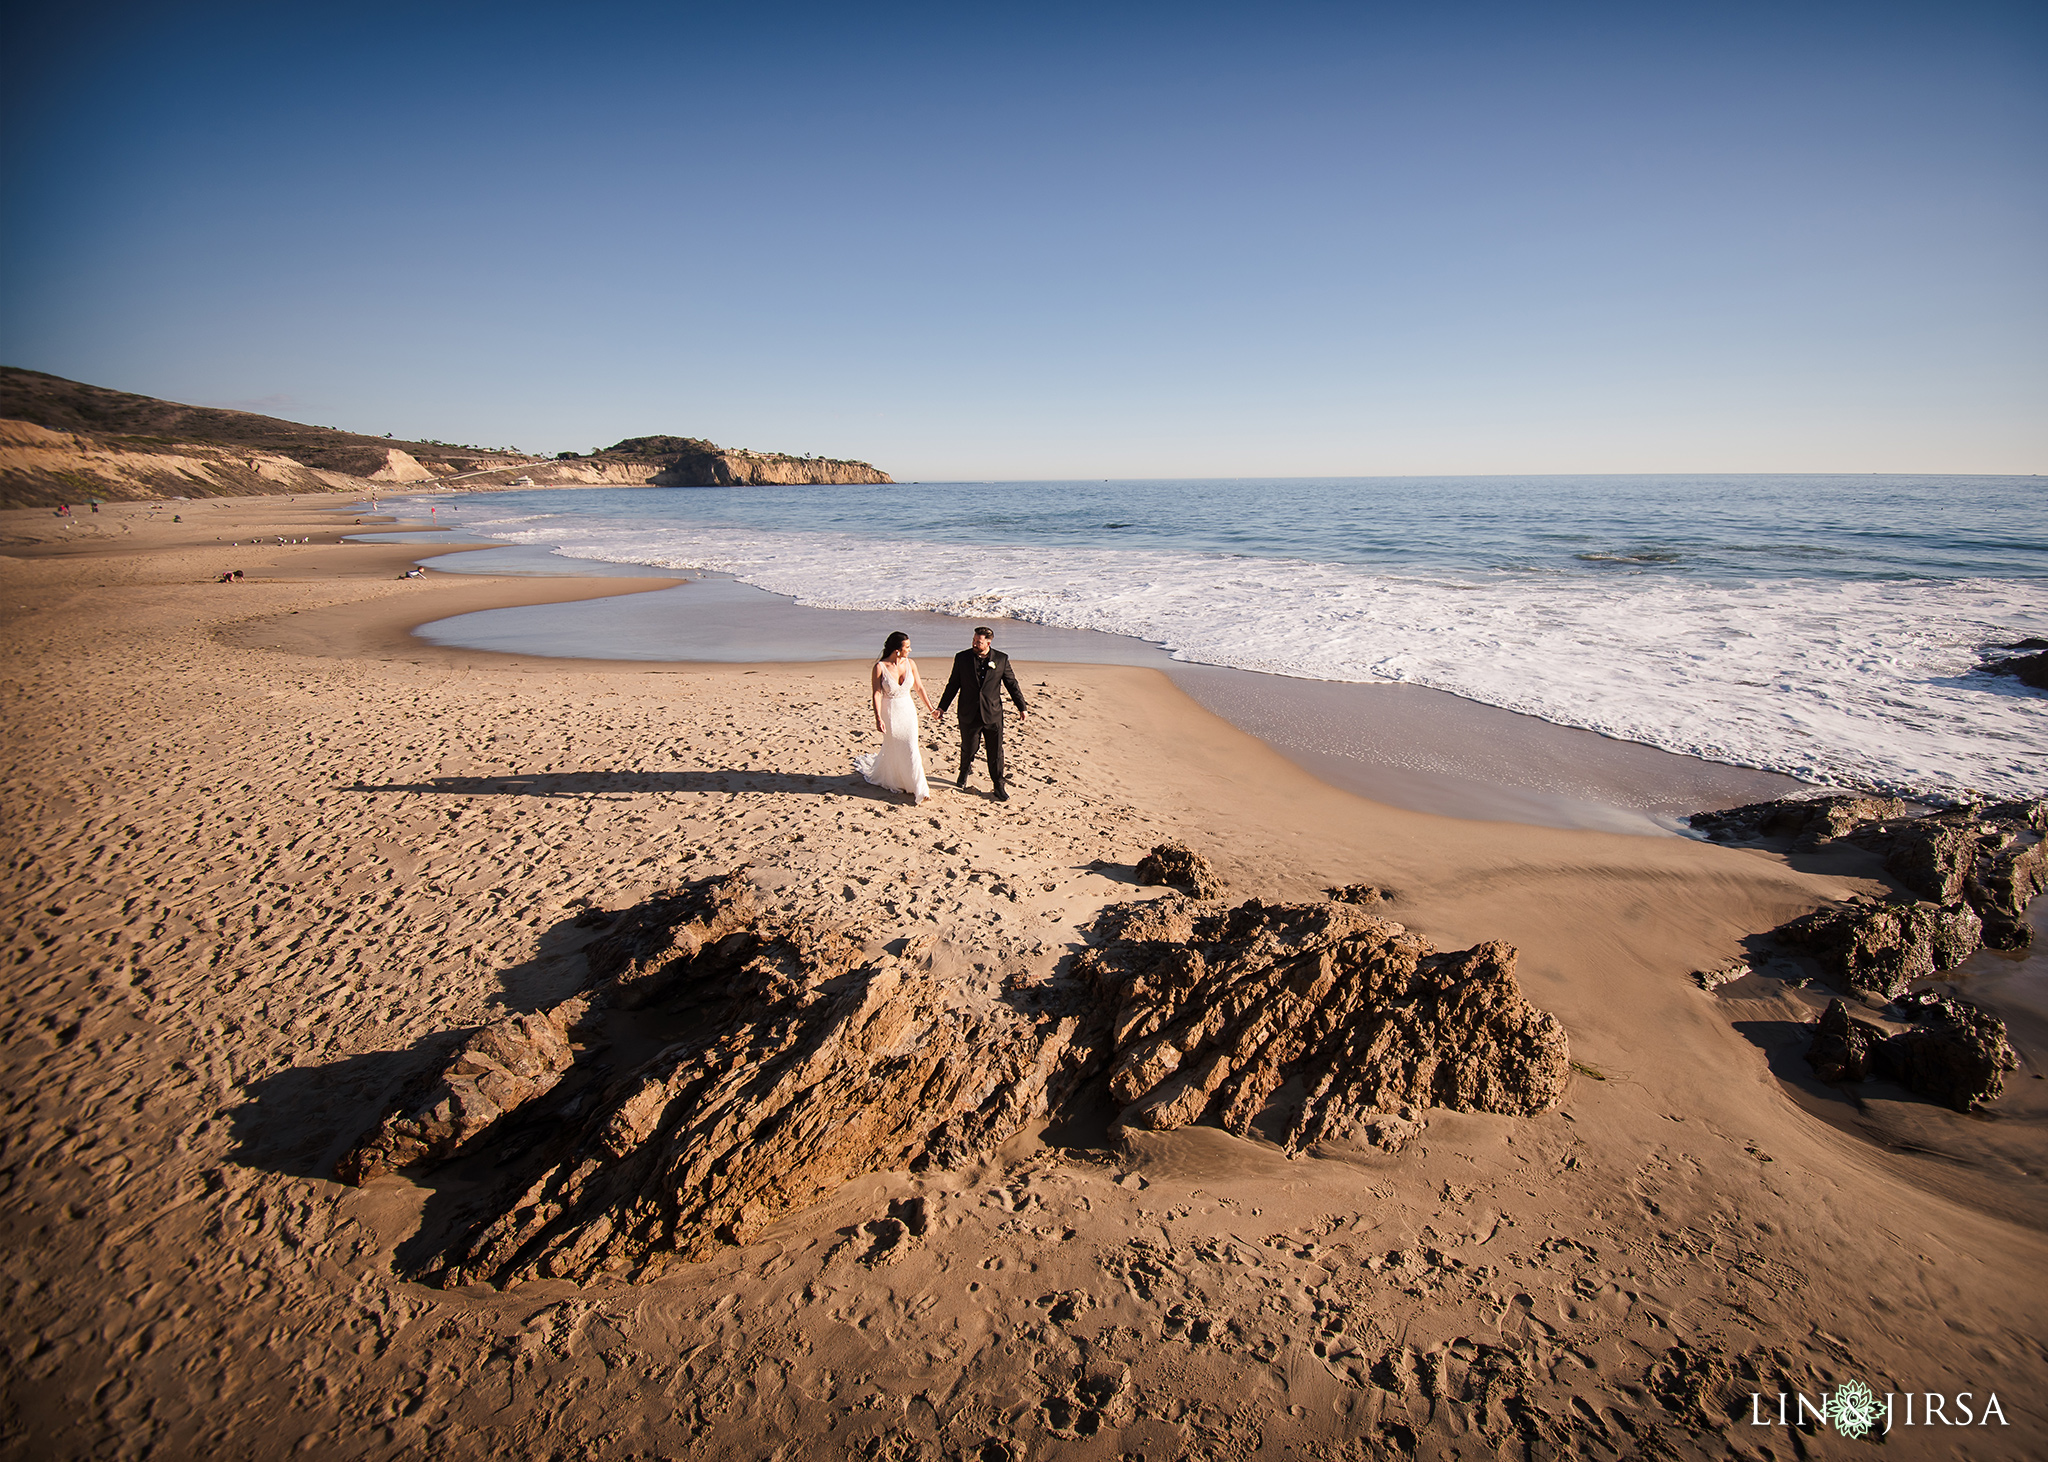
top-left (958, 722), bottom-right (1005, 789)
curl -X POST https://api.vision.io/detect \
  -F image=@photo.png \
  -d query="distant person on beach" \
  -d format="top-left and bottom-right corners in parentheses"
top-left (855, 632), bottom-right (935, 804)
top-left (937, 626), bottom-right (1028, 802)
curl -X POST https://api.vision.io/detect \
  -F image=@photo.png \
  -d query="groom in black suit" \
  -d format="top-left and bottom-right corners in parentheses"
top-left (937, 625), bottom-right (1028, 801)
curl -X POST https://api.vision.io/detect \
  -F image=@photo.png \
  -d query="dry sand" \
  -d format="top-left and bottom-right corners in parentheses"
top-left (2, 497), bottom-right (2043, 1460)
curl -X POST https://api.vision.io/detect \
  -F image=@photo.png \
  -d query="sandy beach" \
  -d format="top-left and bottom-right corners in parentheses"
top-left (3, 496), bottom-right (2043, 1459)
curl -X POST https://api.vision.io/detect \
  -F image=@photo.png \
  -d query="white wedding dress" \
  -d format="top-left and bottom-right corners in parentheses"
top-left (855, 667), bottom-right (930, 803)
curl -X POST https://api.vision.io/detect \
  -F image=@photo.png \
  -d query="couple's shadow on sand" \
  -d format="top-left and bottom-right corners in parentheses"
top-left (350, 769), bottom-right (1000, 801)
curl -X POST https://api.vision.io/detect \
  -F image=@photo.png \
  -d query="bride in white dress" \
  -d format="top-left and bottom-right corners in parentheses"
top-left (855, 632), bottom-right (936, 803)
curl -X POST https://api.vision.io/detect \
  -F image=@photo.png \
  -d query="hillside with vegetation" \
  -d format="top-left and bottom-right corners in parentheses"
top-left (0, 367), bottom-right (891, 507)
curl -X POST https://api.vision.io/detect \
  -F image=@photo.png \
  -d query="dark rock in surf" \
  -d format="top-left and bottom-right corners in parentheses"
top-left (1884, 816), bottom-right (1980, 903)
top-left (1967, 825), bottom-right (2048, 950)
top-left (1982, 647), bottom-right (2048, 690)
top-left (1980, 798), bottom-right (2048, 832)
top-left (1862, 804), bottom-right (2045, 951)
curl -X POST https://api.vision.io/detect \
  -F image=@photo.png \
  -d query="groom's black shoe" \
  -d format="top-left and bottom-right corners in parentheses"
top-left (993, 788), bottom-right (1010, 802)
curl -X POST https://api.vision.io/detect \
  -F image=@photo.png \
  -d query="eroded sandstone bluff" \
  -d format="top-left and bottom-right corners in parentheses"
top-left (339, 854), bottom-right (1570, 1288)
top-left (0, 366), bottom-right (893, 504)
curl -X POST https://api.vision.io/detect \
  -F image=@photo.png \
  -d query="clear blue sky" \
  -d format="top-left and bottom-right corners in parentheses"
top-left (3, 1), bottom-right (2042, 477)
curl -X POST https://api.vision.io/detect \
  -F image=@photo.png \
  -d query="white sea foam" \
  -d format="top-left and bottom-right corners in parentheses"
top-left (442, 510), bottom-right (2048, 801)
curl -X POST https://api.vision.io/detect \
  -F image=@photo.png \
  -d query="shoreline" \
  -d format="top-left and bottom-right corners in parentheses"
top-left (395, 528), bottom-right (1808, 834)
top-left (2, 494), bottom-right (2043, 1459)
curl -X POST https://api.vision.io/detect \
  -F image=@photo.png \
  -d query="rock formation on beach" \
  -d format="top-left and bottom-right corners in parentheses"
top-left (333, 1011), bottom-right (580, 1187)
top-left (451, 436), bottom-right (894, 489)
top-left (1132, 841), bottom-right (1225, 900)
top-left (346, 870), bottom-right (1110, 1286)
top-left (1776, 895), bottom-right (1983, 1001)
top-left (1691, 793), bottom-right (2046, 973)
top-left (338, 851), bottom-right (1570, 1289)
top-left (1690, 793), bottom-right (2040, 1110)
top-left (1806, 992), bottom-right (2018, 1111)
top-left (1687, 793), bottom-right (1906, 849)
top-left (1078, 894), bottom-right (1570, 1148)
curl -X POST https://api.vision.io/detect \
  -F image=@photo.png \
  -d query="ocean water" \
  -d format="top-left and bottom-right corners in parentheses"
top-left (387, 475), bottom-right (2048, 801)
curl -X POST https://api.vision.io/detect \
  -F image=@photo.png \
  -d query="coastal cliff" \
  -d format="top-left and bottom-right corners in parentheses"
top-left (0, 367), bottom-right (546, 506)
top-left (0, 417), bottom-right (388, 504)
top-left (577, 434), bottom-right (892, 487)
top-left (0, 366), bottom-right (893, 505)
top-left (361, 436), bottom-right (896, 492)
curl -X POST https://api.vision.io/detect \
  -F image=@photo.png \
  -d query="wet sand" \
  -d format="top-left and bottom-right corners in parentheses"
top-left (407, 540), bottom-right (1805, 834)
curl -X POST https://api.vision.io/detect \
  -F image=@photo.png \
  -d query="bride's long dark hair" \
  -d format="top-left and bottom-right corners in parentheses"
top-left (881, 631), bottom-right (909, 660)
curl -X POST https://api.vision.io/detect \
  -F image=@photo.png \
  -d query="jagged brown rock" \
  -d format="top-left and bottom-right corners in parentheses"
top-left (1135, 842), bottom-right (1225, 900)
top-left (341, 866), bottom-right (1571, 1288)
top-left (370, 871), bottom-right (1104, 1287)
top-left (1982, 797), bottom-right (2048, 832)
top-left (1692, 961), bottom-right (1749, 991)
top-left (428, 940), bottom-right (1104, 1287)
top-left (1077, 896), bottom-right (1570, 1152)
top-left (1885, 990), bottom-right (2021, 1110)
top-left (333, 1010), bottom-right (580, 1185)
top-left (1805, 993), bottom-right (2018, 1111)
top-left (1686, 794), bottom-right (1904, 848)
top-left (1883, 817), bottom-right (1980, 903)
top-left (582, 870), bottom-right (764, 1009)
top-left (1325, 884), bottom-right (1394, 908)
top-left (1969, 829), bottom-right (2048, 950)
top-left (1777, 897), bottom-right (1982, 1000)
top-left (1855, 803), bottom-right (2045, 952)
top-left (1690, 794), bottom-right (2046, 965)
top-left (1805, 999), bottom-right (1883, 1086)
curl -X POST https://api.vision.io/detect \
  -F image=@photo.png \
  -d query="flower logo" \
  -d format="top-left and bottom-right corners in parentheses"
top-left (1825, 1379), bottom-right (1881, 1440)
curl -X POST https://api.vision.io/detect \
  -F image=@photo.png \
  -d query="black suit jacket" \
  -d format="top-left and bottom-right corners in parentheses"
top-left (938, 648), bottom-right (1027, 728)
